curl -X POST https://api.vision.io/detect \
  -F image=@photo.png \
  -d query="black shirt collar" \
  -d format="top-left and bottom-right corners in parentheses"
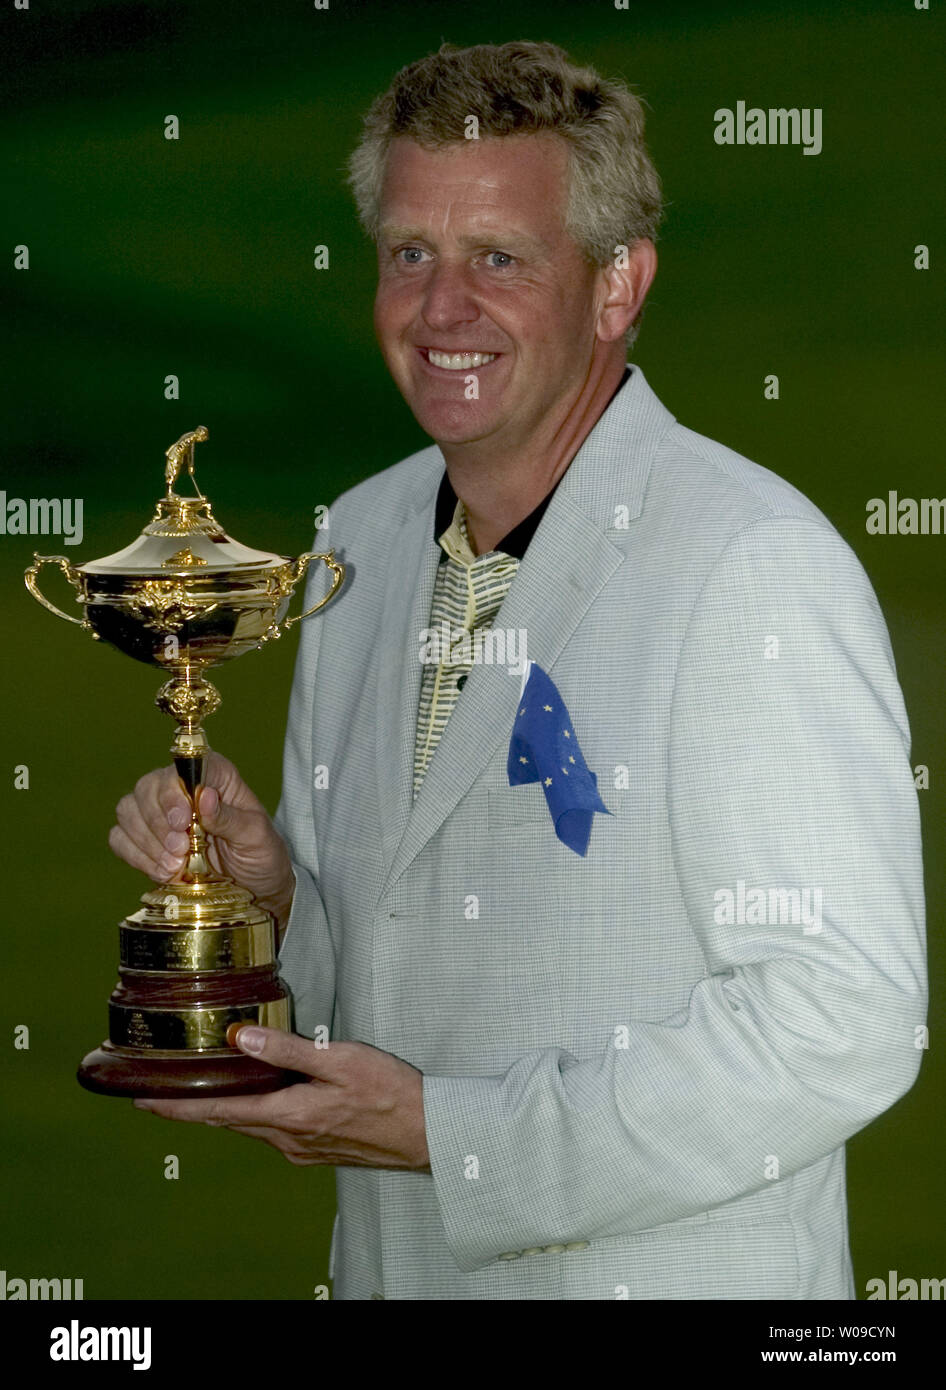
top-left (433, 367), bottom-right (631, 559)
top-left (433, 470), bottom-right (556, 560)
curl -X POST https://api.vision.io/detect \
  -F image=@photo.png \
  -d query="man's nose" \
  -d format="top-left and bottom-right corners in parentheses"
top-left (421, 261), bottom-right (479, 330)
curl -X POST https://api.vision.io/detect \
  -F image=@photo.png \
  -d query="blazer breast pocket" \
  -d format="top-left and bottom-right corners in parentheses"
top-left (487, 784), bottom-right (627, 832)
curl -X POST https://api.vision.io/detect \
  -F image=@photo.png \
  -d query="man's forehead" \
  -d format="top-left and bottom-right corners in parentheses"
top-left (378, 134), bottom-right (570, 243)
top-left (378, 220), bottom-right (552, 254)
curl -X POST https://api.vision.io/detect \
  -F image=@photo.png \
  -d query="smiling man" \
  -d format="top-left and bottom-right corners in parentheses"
top-left (371, 132), bottom-right (653, 551)
top-left (113, 41), bottom-right (925, 1301)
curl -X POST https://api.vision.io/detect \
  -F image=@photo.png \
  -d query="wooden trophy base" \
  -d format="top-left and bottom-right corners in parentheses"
top-left (78, 848), bottom-right (301, 1099)
top-left (78, 1043), bottom-right (299, 1098)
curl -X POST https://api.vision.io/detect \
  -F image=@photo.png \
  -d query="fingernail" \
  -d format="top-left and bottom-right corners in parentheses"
top-left (234, 1026), bottom-right (264, 1054)
top-left (198, 787), bottom-right (218, 816)
top-left (159, 854), bottom-right (183, 876)
top-left (133, 1101), bottom-right (153, 1111)
top-left (164, 831), bottom-right (189, 854)
top-left (167, 807), bottom-right (189, 830)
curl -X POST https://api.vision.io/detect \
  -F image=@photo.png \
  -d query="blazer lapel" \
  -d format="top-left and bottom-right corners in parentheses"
top-left (373, 479), bottom-right (441, 883)
top-left (376, 364), bottom-right (677, 897)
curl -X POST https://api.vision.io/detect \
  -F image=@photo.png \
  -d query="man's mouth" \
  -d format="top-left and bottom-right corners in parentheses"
top-left (421, 349), bottom-right (499, 371)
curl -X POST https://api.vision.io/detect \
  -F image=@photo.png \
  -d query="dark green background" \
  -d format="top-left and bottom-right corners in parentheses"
top-left (2, 0), bottom-right (942, 1300)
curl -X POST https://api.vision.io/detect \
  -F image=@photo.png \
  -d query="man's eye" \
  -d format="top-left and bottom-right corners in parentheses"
top-left (396, 247), bottom-right (428, 264)
top-left (485, 251), bottom-right (514, 269)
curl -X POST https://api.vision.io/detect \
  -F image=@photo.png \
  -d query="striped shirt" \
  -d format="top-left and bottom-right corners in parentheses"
top-left (413, 474), bottom-right (560, 797)
top-left (412, 369), bottom-right (630, 797)
top-left (413, 499), bottom-right (520, 796)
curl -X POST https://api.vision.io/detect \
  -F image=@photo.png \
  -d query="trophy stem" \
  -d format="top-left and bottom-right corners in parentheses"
top-left (155, 665), bottom-right (222, 881)
top-left (176, 807), bottom-right (213, 882)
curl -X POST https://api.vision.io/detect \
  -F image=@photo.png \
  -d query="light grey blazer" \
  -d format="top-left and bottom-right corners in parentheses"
top-left (275, 364), bottom-right (926, 1300)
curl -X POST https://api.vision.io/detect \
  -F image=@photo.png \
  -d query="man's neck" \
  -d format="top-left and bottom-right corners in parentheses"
top-left (443, 356), bottom-right (628, 556)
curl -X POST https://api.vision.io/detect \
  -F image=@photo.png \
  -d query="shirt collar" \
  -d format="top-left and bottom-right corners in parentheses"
top-left (434, 476), bottom-right (556, 561)
top-left (433, 367), bottom-right (631, 559)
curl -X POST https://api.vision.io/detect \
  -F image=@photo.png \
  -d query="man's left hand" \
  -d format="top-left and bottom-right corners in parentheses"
top-left (134, 1028), bottom-right (431, 1172)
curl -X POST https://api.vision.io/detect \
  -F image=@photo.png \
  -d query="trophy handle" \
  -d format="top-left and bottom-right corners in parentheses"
top-left (283, 551), bottom-right (345, 629)
top-left (24, 553), bottom-right (93, 630)
top-left (260, 550), bottom-right (345, 642)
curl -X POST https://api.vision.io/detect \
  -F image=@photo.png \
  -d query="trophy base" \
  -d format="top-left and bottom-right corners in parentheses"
top-left (77, 1043), bottom-right (300, 1099)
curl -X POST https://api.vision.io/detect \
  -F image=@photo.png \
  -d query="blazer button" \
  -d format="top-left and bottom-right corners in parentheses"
top-left (522, 1247), bottom-right (544, 1256)
top-left (565, 1241), bottom-right (590, 1252)
top-left (498, 1251), bottom-right (521, 1260)
top-left (370, 1292), bottom-right (385, 1299)
top-left (543, 1244), bottom-right (566, 1254)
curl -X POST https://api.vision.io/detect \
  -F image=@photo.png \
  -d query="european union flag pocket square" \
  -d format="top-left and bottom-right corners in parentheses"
top-left (507, 660), bottom-right (611, 856)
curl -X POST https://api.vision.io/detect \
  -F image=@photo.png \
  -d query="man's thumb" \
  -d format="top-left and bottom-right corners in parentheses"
top-left (197, 784), bottom-right (226, 833)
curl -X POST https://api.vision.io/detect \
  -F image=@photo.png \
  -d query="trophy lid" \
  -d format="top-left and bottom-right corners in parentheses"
top-left (79, 427), bottom-right (289, 576)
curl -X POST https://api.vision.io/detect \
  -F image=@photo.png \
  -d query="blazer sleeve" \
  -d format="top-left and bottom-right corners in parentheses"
top-left (422, 515), bottom-right (927, 1272)
top-left (273, 540), bottom-right (337, 1042)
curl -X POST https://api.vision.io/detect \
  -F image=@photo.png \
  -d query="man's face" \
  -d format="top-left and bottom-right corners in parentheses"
top-left (374, 134), bottom-right (609, 452)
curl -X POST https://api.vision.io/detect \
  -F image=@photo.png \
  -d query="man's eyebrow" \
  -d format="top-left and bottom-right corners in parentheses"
top-left (378, 225), bottom-right (549, 255)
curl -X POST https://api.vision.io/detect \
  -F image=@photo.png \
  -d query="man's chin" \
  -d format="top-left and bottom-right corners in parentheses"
top-left (408, 402), bottom-right (502, 448)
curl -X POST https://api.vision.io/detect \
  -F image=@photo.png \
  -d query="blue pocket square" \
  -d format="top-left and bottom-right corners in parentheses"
top-left (507, 661), bottom-right (611, 856)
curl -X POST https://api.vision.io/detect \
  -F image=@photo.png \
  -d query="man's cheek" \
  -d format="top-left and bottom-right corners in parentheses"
top-left (376, 308), bottom-right (414, 356)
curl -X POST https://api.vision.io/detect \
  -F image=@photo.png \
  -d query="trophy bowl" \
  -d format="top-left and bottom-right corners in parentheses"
top-left (24, 427), bottom-right (344, 1097)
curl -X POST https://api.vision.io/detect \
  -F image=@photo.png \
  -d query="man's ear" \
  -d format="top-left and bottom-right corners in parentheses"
top-left (594, 239), bottom-right (658, 343)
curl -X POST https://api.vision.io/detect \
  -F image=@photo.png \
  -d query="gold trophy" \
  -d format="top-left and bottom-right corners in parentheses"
top-left (24, 427), bottom-right (343, 1097)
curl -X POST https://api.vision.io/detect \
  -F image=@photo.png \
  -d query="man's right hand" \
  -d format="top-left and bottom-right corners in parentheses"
top-left (109, 751), bottom-right (296, 933)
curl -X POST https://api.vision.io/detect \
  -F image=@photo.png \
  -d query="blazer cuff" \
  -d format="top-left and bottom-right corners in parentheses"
top-left (423, 1062), bottom-right (582, 1273)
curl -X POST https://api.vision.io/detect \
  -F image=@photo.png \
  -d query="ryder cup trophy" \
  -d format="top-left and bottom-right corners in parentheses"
top-left (24, 427), bottom-right (344, 1098)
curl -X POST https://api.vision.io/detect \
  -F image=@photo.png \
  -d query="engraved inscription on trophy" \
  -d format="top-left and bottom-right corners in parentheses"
top-left (126, 1013), bottom-right (153, 1049)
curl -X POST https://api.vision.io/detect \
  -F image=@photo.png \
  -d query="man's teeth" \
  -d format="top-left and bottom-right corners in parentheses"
top-left (427, 350), bottom-right (497, 370)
